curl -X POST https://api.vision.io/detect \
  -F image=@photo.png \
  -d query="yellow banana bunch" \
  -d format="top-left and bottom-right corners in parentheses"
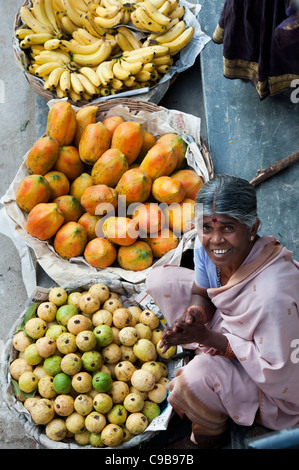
top-left (71, 40), bottom-right (112, 66)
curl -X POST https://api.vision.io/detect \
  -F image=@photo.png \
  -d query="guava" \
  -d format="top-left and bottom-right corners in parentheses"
top-left (101, 424), bottom-right (124, 447)
top-left (37, 374), bottom-right (57, 399)
top-left (35, 337), bottom-right (57, 358)
top-left (93, 393), bottom-right (113, 414)
top-left (134, 323), bottom-right (152, 340)
top-left (123, 392), bottom-right (144, 413)
top-left (60, 353), bottom-right (82, 375)
top-left (93, 324), bottom-right (114, 347)
top-left (102, 343), bottom-right (122, 364)
top-left (141, 361), bottom-right (162, 381)
top-left (151, 328), bottom-right (163, 346)
top-left (133, 338), bottom-right (156, 362)
top-left (65, 412), bottom-right (85, 434)
top-left (71, 371), bottom-right (92, 394)
top-left (78, 292), bottom-right (100, 315)
top-left (43, 355), bottom-right (62, 376)
top-left (107, 404), bottom-right (127, 425)
top-left (56, 332), bottom-right (77, 354)
top-left (13, 330), bottom-right (33, 353)
top-left (118, 327), bottom-right (139, 346)
top-left (30, 398), bottom-right (55, 424)
top-left (67, 314), bottom-right (92, 335)
top-left (114, 361), bottom-right (136, 382)
top-left (102, 298), bottom-right (123, 313)
top-left (156, 340), bottom-right (177, 359)
top-left (131, 369), bottom-right (156, 392)
top-left (112, 308), bottom-right (133, 328)
top-left (92, 309), bottom-right (113, 327)
top-left (74, 394), bottom-right (93, 416)
top-left (76, 330), bottom-right (97, 352)
top-left (25, 317), bottom-right (47, 339)
top-left (54, 394), bottom-right (74, 417)
top-left (37, 301), bottom-right (57, 322)
top-left (53, 372), bottom-right (72, 394)
top-left (18, 371), bottom-right (38, 393)
top-left (126, 412), bottom-right (148, 435)
top-left (109, 380), bottom-right (129, 403)
top-left (85, 411), bottom-right (106, 433)
top-left (24, 343), bottom-right (43, 366)
top-left (45, 324), bottom-right (67, 341)
top-left (56, 304), bottom-right (78, 326)
top-left (142, 401), bottom-right (161, 423)
top-left (67, 291), bottom-right (82, 310)
top-left (89, 432), bottom-right (105, 447)
top-left (9, 358), bottom-right (33, 380)
top-left (48, 287), bottom-right (68, 306)
top-left (82, 350), bottom-right (103, 372)
top-left (45, 418), bottom-right (67, 441)
top-left (148, 383), bottom-right (168, 403)
top-left (139, 309), bottom-right (160, 329)
top-left (92, 371), bottom-right (113, 393)
top-left (89, 283), bottom-right (110, 303)
top-left (74, 430), bottom-right (91, 445)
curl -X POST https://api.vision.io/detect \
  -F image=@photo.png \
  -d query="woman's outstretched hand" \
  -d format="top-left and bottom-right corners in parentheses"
top-left (159, 306), bottom-right (208, 353)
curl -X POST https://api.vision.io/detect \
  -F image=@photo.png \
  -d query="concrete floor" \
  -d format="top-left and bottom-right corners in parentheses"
top-left (0, 0), bottom-right (298, 450)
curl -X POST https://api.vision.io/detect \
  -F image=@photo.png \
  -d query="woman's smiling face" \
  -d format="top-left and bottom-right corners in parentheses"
top-left (197, 214), bottom-right (257, 271)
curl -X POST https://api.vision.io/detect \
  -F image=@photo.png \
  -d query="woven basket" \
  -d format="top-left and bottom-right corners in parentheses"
top-left (13, 0), bottom-right (203, 106)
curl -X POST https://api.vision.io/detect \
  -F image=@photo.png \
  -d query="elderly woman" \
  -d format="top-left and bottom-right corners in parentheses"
top-left (146, 174), bottom-right (299, 449)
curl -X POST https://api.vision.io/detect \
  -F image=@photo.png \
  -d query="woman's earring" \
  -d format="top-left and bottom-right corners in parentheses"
top-left (250, 236), bottom-right (255, 241)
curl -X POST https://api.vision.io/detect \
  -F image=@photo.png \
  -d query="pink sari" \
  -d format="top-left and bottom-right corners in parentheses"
top-left (146, 237), bottom-right (299, 435)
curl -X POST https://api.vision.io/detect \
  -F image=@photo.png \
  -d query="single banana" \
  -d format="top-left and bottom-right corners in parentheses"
top-left (99, 60), bottom-right (115, 82)
top-left (110, 77), bottom-right (123, 90)
top-left (80, 13), bottom-right (103, 38)
top-left (28, 63), bottom-right (39, 75)
top-left (100, 86), bottom-right (110, 96)
top-left (156, 63), bottom-right (170, 74)
top-left (169, 5), bottom-right (184, 19)
top-left (76, 72), bottom-right (98, 95)
top-left (23, 33), bottom-right (54, 45)
top-left (43, 76), bottom-right (53, 91)
top-left (79, 66), bottom-right (101, 86)
top-left (81, 90), bottom-right (93, 101)
top-left (35, 61), bottom-right (63, 76)
top-left (152, 54), bottom-right (173, 65)
top-left (158, 0), bottom-right (171, 15)
top-left (69, 88), bottom-right (83, 103)
top-left (72, 28), bottom-right (99, 44)
top-left (93, 10), bottom-right (123, 28)
top-left (86, 12), bottom-right (107, 36)
top-left (119, 58), bottom-right (143, 74)
top-left (61, 0), bottom-right (83, 26)
top-left (142, 61), bottom-right (155, 72)
top-left (37, 48), bottom-right (71, 61)
top-left (122, 48), bottom-right (155, 64)
top-left (70, 71), bottom-right (85, 93)
top-left (134, 6), bottom-right (167, 33)
top-left (162, 25), bottom-right (194, 55)
top-left (44, 38), bottom-right (62, 50)
top-left (123, 75), bottom-right (137, 87)
top-left (60, 38), bottom-right (103, 54)
top-left (95, 5), bottom-right (121, 18)
top-left (44, 0), bottom-right (61, 34)
top-left (19, 6), bottom-right (54, 34)
top-left (140, 44), bottom-right (169, 56)
top-left (121, 9), bottom-right (131, 24)
top-left (150, 68), bottom-right (159, 80)
top-left (59, 68), bottom-right (71, 91)
top-left (31, 0), bottom-right (56, 34)
top-left (61, 14), bottom-right (78, 34)
top-left (116, 33), bottom-right (135, 52)
top-left (47, 66), bottom-right (66, 88)
top-left (135, 69), bottom-right (152, 81)
top-left (142, 0), bottom-right (171, 26)
top-left (29, 44), bottom-right (45, 56)
top-left (71, 40), bottom-right (112, 66)
top-left (112, 59), bottom-right (131, 80)
top-left (56, 82), bottom-right (68, 97)
top-left (20, 39), bottom-right (33, 49)
top-left (15, 28), bottom-right (33, 39)
top-left (117, 26), bottom-right (142, 49)
top-left (168, 0), bottom-right (179, 13)
top-left (154, 20), bottom-right (186, 44)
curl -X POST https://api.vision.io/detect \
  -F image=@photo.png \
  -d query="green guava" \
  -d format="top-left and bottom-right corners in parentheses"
top-left (93, 325), bottom-right (114, 347)
top-left (82, 350), bottom-right (103, 372)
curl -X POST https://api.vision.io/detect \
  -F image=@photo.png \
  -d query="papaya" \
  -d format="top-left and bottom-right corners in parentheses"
top-left (79, 121), bottom-right (111, 165)
top-left (15, 175), bottom-right (51, 212)
top-left (70, 173), bottom-right (93, 205)
top-left (102, 216), bottom-right (139, 246)
top-left (44, 171), bottom-right (70, 200)
top-left (171, 169), bottom-right (204, 200)
top-left (84, 237), bottom-right (117, 268)
top-left (111, 121), bottom-right (144, 165)
top-left (78, 213), bottom-right (102, 241)
top-left (144, 228), bottom-right (179, 258)
top-left (164, 198), bottom-right (195, 235)
top-left (152, 176), bottom-right (186, 204)
top-left (117, 240), bottom-right (153, 271)
top-left (131, 202), bottom-right (166, 236)
top-left (25, 136), bottom-right (60, 176)
top-left (156, 133), bottom-right (187, 170)
top-left (46, 101), bottom-right (77, 146)
top-left (81, 184), bottom-right (118, 216)
top-left (102, 115), bottom-right (125, 135)
top-left (26, 202), bottom-right (64, 241)
top-left (138, 130), bottom-right (157, 160)
top-left (73, 105), bottom-right (98, 148)
top-left (54, 221), bottom-right (87, 259)
top-left (139, 143), bottom-right (178, 181)
top-left (53, 146), bottom-right (85, 181)
top-left (91, 148), bottom-right (129, 187)
top-left (53, 195), bottom-right (82, 222)
top-left (115, 168), bottom-right (152, 205)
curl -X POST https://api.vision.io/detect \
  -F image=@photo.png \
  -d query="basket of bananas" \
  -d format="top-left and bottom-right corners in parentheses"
top-left (13, 0), bottom-right (209, 104)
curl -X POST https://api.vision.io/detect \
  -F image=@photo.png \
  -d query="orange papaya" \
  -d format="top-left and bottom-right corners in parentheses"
top-left (139, 143), bottom-right (178, 181)
top-left (79, 121), bottom-right (111, 165)
top-left (25, 136), bottom-right (60, 176)
top-left (26, 202), bottom-right (64, 241)
top-left (16, 175), bottom-right (51, 212)
top-left (53, 146), bottom-right (85, 181)
top-left (46, 101), bottom-right (77, 146)
top-left (91, 148), bottom-right (129, 187)
top-left (111, 121), bottom-right (144, 165)
top-left (73, 105), bottom-right (98, 148)
top-left (54, 221), bottom-right (87, 259)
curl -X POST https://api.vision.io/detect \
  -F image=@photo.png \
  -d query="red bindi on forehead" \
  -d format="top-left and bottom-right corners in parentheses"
top-left (212, 218), bottom-right (217, 222)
